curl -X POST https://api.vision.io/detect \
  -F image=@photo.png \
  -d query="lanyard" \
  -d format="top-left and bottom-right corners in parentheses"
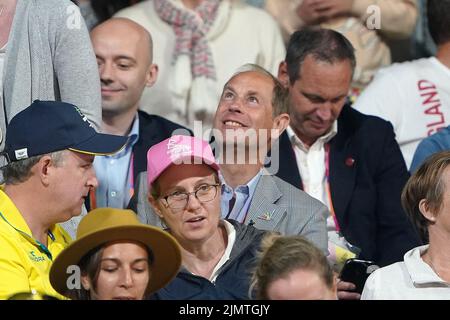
top-left (0, 211), bottom-right (54, 260)
top-left (324, 143), bottom-right (341, 233)
top-left (89, 152), bottom-right (135, 210)
top-left (129, 152), bottom-right (135, 199)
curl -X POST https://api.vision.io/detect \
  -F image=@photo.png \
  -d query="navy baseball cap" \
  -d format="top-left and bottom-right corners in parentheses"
top-left (3, 100), bottom-right (128, 162)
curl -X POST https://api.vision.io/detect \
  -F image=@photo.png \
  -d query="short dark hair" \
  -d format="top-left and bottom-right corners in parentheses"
top-left (285, 27), bottom-right (356, 83)
top-left (73, 0), bottom-right (143, 25)
top-left (427, 0), bottom-right (450, 45)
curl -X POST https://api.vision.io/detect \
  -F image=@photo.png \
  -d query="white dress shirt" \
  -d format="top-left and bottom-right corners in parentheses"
top-left (286, 124), bottom-right (337, 212)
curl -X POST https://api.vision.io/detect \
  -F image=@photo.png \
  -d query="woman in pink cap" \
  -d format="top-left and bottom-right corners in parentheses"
top-left (146, 135), bottom-right (269, 299)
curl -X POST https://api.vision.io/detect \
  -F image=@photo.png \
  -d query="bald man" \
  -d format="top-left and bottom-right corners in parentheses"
top-left (89, 18), bottom-right (191, 210)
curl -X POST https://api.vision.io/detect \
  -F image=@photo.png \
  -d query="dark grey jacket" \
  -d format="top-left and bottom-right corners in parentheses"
top-left (151, 220), bottom-right (267, 300)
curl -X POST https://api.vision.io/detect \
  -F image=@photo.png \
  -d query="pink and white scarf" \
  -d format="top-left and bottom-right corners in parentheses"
top-left (154, 0), bottom-right (220, 80)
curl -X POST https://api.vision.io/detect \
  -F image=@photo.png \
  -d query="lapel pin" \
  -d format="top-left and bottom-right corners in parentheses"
top-left (257, 210), bottom-right (274, 221)
top-left (345, 157), bottom-right (355, 167)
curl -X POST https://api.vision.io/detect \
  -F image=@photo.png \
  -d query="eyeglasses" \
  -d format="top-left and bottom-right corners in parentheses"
top-left (160, 183), bottom-right (220, 210)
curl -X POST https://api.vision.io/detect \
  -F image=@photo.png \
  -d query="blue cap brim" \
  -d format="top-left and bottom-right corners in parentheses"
top-left (69, 133), bottom-right (128, 156)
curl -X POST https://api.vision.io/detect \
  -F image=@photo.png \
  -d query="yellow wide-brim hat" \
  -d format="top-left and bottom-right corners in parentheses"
top-left (50, 208), bottom-right (181, 298)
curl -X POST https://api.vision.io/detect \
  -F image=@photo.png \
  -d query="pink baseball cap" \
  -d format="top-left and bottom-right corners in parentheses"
top-left (147, 135), bottom-right (220, 187)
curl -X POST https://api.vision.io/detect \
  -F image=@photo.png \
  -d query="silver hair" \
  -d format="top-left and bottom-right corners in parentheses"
top-left (232, 63), bottom-right (276, 80)
top-left (226, 63), bottom-right (289, 116)
top-left (2, 150), bottom-right (66, 185)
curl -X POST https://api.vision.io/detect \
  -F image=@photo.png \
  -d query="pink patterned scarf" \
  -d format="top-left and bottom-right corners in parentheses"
top-left (154, 0), bottom-right (220, 80)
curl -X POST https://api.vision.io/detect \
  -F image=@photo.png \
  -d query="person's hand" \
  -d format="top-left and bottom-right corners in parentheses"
top-left (337, 279), bottom-right (361, 300)
top-left (297, 0), bottom-right (354, 24)
top-left (296, 0), bottom-right (324, 25)
top-left (314, 0), bottom-right (354, 19)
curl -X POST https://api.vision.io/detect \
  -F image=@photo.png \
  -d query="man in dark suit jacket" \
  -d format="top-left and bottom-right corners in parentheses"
top-left (276, 106), bottom-right (420, 265)
top-left (276, 28), bottom-right (421, 299)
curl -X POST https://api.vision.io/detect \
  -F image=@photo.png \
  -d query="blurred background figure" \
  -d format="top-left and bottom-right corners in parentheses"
top-left (411, 124), bottom-right (450, 173)
top-left (411, 0), bottom-right (436, 59)
top-left (114, 0), bottom-right (285, 129)
top-left (249, 0), bottom-right (417, 99)
top-left (1, 0), bottom-right (102, 156)
top-left (72, 0), bottom-right (143, 29)
top-left (50, 208), bottom-right (181, 300)
top-left (251, 234), bottom-right (337, 300)
top-left (363, 151), bottom-right (450, 299)
top-left (354, 0), bottom-right (450, 170)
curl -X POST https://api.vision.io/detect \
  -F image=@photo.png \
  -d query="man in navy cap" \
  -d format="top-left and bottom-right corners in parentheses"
top-left (0, 100), bottom-right (127, 299)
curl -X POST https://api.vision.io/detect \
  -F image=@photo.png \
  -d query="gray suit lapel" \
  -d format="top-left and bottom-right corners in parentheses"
top-left (245, 174), bottom-right (286, 231)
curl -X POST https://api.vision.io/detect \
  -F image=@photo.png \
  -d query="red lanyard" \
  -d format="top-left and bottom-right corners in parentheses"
top-left (129, 152), bottom-right (135, 199)
top-left (324, 143), bottom-right (341, 232)
top-left (89, 152), bottom-right (135, 210)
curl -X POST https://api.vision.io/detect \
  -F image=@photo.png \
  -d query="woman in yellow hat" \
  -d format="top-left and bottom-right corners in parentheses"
top-left (49, 208), bottom-right (181, 300)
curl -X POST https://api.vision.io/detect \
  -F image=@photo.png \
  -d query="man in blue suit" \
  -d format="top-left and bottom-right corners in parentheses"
top-left (276, 28), bottom-right (421, 299)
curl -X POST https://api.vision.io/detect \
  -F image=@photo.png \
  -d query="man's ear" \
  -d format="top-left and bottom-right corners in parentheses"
top-left (145, 63), bottom-right (159, 88)
top-left (278, 61), bottom-right (290, 88)
top-left (418, 198), bottom-right (437, 223)
top-left (36, 155), bottom-right (53, 186)
top-left (271, 113), bottom-right (290, 140)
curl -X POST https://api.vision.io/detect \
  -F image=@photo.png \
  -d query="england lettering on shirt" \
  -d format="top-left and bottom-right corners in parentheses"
top-left (418, 79), bottom-right (446, 136)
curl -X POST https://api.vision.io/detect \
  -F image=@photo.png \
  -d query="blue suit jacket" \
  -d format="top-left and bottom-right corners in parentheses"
top-left (276, 105), bottom-right (421, 266)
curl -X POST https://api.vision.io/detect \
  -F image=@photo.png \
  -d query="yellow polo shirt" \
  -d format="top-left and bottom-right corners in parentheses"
top-left (0, 190), bottom-right (72, 300)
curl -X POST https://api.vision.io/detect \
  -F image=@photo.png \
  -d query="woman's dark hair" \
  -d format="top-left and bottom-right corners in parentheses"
top-left (67, 242), bottom-right (153, 300)
top-left (65, 245), bottom-right (104, 300)
top-left (72, 0), bottom-right (143, 25)
top-left (91, 0), bottom-right (142, 23)
top-left (427, 0), bottom-right (450, 45)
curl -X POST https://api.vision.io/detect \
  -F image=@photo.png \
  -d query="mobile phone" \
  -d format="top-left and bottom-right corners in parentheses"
top-left (339, 259), bottom-right (379, 294)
